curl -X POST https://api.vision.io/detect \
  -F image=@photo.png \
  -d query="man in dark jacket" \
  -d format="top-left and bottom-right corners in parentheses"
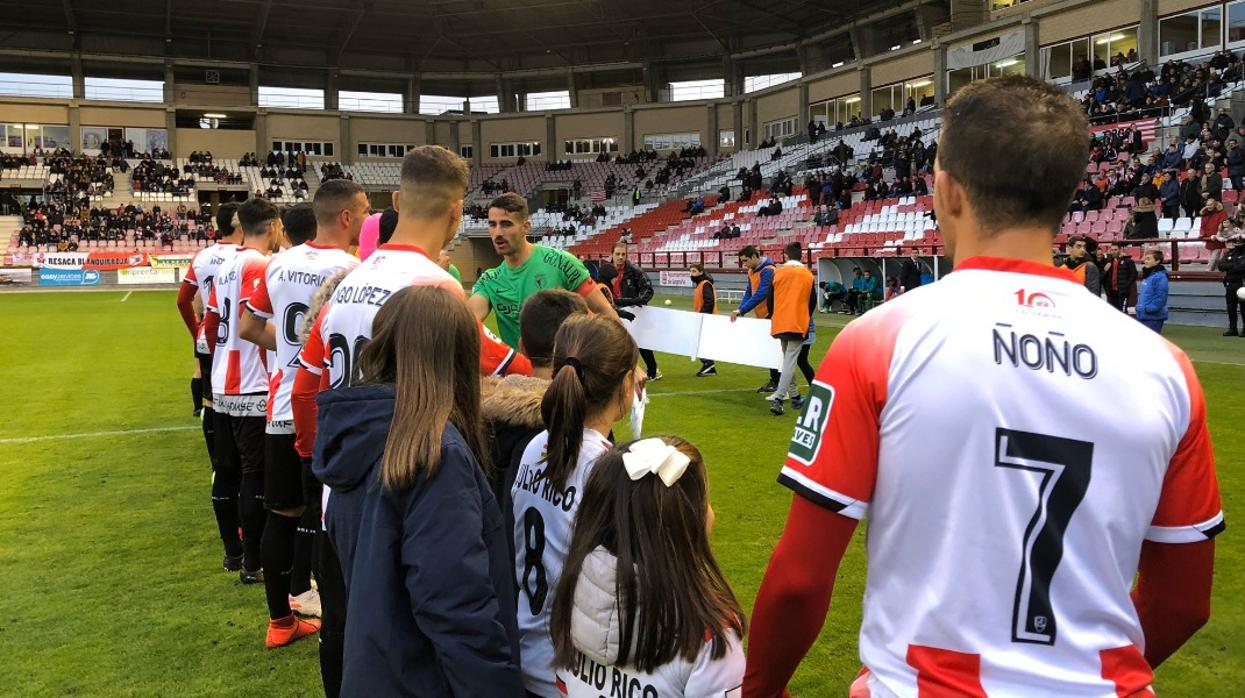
top-left (899, 248), bottom-right (923, 293)
top-left (1227, 138), bottom-right (1245, 192)
top-left (611, 243), bottom-right (661, 380)
top-left (1103, 243), bottom-right (1139, 312)
top-left (314, 385), bottom-right (523, 698)
top-left (1219, 236), bottom-right (1245, 335)
top-left (1180, 173), bottom-right (1203, 218)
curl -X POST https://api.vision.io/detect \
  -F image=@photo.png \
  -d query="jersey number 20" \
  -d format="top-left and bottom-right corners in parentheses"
top-left (995, 428), bottom-right (1093, 646)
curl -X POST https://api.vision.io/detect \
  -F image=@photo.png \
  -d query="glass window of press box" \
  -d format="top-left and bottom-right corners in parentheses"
top-left (870, 77), bottom-right (935, 117)
top-left (1041, 27), bottom-right (1139, 82)
top-left (810, 94), bottom-right (862, 127)
top-left (947, 55), bottom-right (1026, 95)
top-left (1158, 3), bottom-right (1245, 58)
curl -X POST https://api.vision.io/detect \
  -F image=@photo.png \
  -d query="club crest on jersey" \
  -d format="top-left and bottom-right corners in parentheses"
top-left (788, 380), bottom-right (834, 466)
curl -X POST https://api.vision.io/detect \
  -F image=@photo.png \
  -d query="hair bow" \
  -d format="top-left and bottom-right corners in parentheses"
top-left (622, 438), bottom-right (690, 487)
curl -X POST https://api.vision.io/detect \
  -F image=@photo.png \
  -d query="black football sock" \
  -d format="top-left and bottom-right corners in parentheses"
top-left (240, 470), bottom-right (266, 572)
top-left (191, 377), bottom-right (203, 412)
top-left (261, 512), bottom-right (298, 619)
top-left (290, 508), bottom-right (317, 596)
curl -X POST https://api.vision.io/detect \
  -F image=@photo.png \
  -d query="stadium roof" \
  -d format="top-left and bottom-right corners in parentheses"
top-left (3, 0), bottom-right (921, 75)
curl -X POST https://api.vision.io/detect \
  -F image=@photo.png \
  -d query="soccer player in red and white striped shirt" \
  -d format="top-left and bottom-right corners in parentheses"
top-left (175, 202), bottom-right (245, 570)
top-left (745, 77), bottom-right (1221, 698)
top-left (241, 183), bottom-right (365, 648)
top-left (202, 198), bottom-right (284, 586)
top-left (291, 145), bottom-right (530, 697)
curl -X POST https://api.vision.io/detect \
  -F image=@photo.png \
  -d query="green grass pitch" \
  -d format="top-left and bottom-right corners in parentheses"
top-left (0, 289), bottom-right (1240, 697)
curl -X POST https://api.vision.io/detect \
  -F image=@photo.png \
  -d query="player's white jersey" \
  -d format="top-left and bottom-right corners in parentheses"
top-left (247, 242), bottom-right (358, 432)
top-left (512, 429), bottom-right (612, 698)
top-left (299, 243), bottom-right (518, 388)
top-left (207, 246), bottom-right (270, 416)
top-left (781, 256), bottom-right (1222, 698)
top-left (183, 242), bottom-right (238, 353)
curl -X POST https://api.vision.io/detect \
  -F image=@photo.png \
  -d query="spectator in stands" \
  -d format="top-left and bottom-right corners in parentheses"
top-left (1103, 243), bottom-right (1139, 313)
top-left (1200, 197), bottom-right (1229, 268)
top-left (1135, 249), bottom-right (1170, 333)
top-left (1220, 234), bottom-right (1245, 335)
top-left (1064, 236), bottom-right (1102, 296)
top-left (1127, 197), bottom-right (1159, 239)
top-left (1069, 179), bottom-right (1103, 212)
top-left (1199, 161), bottom-right (1223, 202)
top-left (759, 195), bottom-right (783, 217)
top-left (1159, 171), bottom-right (1181, 218)
top-left (808, 119), bottom-right (818, 143)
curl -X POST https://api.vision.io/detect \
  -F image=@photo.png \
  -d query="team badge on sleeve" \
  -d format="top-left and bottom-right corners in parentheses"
top-left (788, 380), bottom-right (835, 466)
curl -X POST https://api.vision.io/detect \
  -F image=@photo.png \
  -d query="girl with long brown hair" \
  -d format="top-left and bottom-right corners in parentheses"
top-left (312, 285), bottom-right (522, 697)
top-left (549, 436), bottom-right (746, 696)
top-left (512, 314), bottom-right (640, 697)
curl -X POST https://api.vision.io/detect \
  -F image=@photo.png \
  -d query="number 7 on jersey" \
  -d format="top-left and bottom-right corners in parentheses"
top-left (995, 428), bottom-right (1094, 646)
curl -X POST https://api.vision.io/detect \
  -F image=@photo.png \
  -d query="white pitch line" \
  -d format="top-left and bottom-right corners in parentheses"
top-left (120, 291), bottom-right (133, 302)
top-left (0, 425), bottom-right (198, 445)
top-left (648, 387), bottom-right (755, 397)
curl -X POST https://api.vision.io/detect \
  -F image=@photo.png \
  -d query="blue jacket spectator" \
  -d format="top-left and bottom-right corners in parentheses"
top-left (739, 256), bottom-right (775, 315)
top-left (313, 384), bottom-right (523, 698)
top-left (1136, 254), bottom-right (1170, 332)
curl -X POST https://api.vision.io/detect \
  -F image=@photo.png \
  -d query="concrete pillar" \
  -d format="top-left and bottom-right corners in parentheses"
top-left (471, 119), bottom-right (482, 167)
top-left (166, 109), bottom-right (178, 157)
top-left (249, 64), bottom-right (259, 107)
top-left (732, 100), bottom-right (743, 148)
top-left (339, 115), bottom-right (351, 164)
top-left (546, 115), bottom-right (556, 161)
top-left (797, 82), bottom-right (810, 134)
top-left (325, 70), bottom-right (339, 111)
top-left (495, 74), bottom-right (512, 113)
top-left (623, 106), bottom-right (635, 153)
top-left (858, 66), bottom-right (872, 120)
top-left (641, 61), bottom-right (660, 103)
top-left (1023, 19), bottom-right (1040, 79)
top-left (848, 27), bottom-right (864, 62)
top-left (707, 103), bottom-right (719, 158)
top-left (424, 119), bottom-right (436, 145)
top-left (567, 70), bottom-right (578, 109)
top-left (1138, 0), bottom-right (1159, 66)
top-left (163, 61), bottom-right (175, 105)
top-left (68, 105), bottom-right (81, 153)
top-left (933, 44), bottom-right (948, 108)
top-left (449, 120), bottom-right (461, 154)
top-left (722, 56), bottom-right (739, 98)
top-left (747, 99), bottom-right (758, 148)
top-left (70, 54), bottom-right (84, 100)
top-left (406, 76), bottom-right (421, 114)
top-left (254, 112), bottom-right (268, 158)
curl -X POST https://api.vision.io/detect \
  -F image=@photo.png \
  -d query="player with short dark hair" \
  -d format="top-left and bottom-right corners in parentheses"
top-left (175, 201), bottom-right (244, 570)
top-left (281, 202), bottom-right (318, 247)
top-left (240, 179), bottom-right (367, 648)
top-left (746, 76), bottom-right (1222, 696)
top-left (469, 193), bottom-right (618, 350)
top-left (201, 198), bottom-right (283, 585)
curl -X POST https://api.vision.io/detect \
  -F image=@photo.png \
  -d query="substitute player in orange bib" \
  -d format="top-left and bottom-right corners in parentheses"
top-left (744, 76), bottom-right (1222, 698)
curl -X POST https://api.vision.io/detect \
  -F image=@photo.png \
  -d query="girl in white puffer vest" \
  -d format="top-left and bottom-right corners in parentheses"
top-left (548, 436), bottom-right (746, 698)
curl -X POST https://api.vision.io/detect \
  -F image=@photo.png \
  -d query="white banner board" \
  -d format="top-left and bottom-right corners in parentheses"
top-left (118, 267), bottom-right (177, 284)
top-left (625, 306), bottom-right (782, 370)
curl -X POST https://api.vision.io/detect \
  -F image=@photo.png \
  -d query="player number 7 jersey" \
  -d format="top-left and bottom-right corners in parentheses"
top-left (780, 257), bottom-right (1223, 697)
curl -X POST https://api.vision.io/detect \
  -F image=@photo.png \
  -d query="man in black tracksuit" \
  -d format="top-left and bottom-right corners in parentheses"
top-left (1219, 236), bottom-right (1245, 335)
top-left (1103, 243), bottom-right (1139, 313)
top-left (611, 243), bottom-right (661, 380)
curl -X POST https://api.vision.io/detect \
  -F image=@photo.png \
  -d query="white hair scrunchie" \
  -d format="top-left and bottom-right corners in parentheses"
top-left (622, 438), bottom-right (690, 487)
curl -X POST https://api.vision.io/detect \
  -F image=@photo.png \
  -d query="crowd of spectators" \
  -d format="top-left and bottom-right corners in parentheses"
top-left (17, 200), bottom-right (214, 249)
top-left (183, 151), bottom-right (244, 185)
top-left (44, 151), bottom-right (119, 200)
top-left (319, 162), bottom-right (350, 182)
top-left (131, 158), bottom-right (193, 195)
top-left (1081, 51), bottom-right (1242, 124)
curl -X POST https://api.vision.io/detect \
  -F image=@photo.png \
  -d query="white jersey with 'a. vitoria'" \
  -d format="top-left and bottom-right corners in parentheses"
top-left (780, 256), bottom-right (1222, 698)
top-left (246, 242), bottom-right (358, 432)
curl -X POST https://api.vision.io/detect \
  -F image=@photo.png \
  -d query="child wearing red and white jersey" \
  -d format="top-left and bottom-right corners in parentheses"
top-left (242, 185), bottom-right (365, 649)
top-left (550, 436), bottom-right (746, 698)
top-left (746, 78), bottom-right (1222, 698)
top-left (203, 198), bottom-right (283, 585)
top-left (174, 202), bottom-right (244, 570)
